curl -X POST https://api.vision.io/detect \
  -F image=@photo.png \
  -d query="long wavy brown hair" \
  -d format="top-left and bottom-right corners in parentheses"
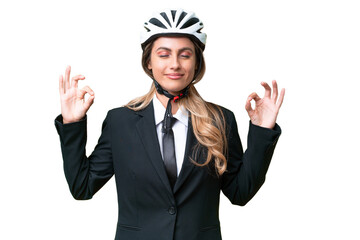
top-left (126, 37), bottom-right (228, 176)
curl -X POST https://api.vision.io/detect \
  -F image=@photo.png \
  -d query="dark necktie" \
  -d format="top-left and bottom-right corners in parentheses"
top-left (153, 80), bottom-right (187, 189)
top-left (163, 116), bottom-right (177, 189)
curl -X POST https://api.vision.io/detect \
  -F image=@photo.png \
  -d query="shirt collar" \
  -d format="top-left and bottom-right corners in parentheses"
top-left (153, 94), bottom-right (189, 127)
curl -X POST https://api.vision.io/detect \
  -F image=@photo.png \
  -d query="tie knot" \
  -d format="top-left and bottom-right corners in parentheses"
top-left (163, 116), bottom-right (177, 133)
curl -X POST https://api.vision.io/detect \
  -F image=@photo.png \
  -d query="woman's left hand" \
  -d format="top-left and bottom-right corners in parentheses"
top-left (245, 80), bottom-right (285, 129)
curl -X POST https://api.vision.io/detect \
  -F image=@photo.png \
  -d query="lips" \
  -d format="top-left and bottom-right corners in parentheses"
top-left (165, 73), bottom-right (184, 80)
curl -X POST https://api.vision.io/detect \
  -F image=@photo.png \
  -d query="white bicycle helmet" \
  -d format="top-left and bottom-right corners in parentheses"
top-left (140, 8), bottom-right (207, 50)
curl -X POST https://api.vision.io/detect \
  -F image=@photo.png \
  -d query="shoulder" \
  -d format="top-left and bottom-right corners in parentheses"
top-left (105, 106), bottom-right (141, 123)
top-left (206, 102), bottom-right (236, 122)
top-left (106, 102), bottom-right (153, 122)
top-left (108, 106), bottom-right (137, 116)
top-left (204, 102), bottom-right (238, 138)
top-left (219, 105), bottom-right (235, 118)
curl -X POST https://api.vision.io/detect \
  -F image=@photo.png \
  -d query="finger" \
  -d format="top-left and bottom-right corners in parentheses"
top-left (59, 75), bottom-right (64, 95)
top-left (248, 92), bottom-right (262, 102)
top-left (71, 75), bottom-right (85, 89)
top-left (272, 80), bottom-right (278, 101)
top-left (83, 86), bottom-right (94, 95)
top-left (245, 92), bottom-right (261, 114)
top-left (65, 65), bottom-right (71, 90)
top-left (84, 95), bottom-right (95, 111)
top-left (276, 88), bottom-right (285, 109)
top-left (261, 81), bottom-right (271, 98)
top-left (245, 96), bottom-right (253, 113)
top-left (79, 86), bottom-right (95, 100)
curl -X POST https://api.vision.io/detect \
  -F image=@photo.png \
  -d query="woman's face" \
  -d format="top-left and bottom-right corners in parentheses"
top-left (148, 37), bottom-right (196, 96)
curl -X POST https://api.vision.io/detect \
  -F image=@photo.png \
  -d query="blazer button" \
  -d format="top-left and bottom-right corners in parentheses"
top-left (168, 207), bottom-right (176, 215)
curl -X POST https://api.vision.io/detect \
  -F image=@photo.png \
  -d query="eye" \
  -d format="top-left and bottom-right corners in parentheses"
top-left (180, 54), bottom-right (191, 59)
top-left (157, 51), bottom-right (170, 58)
top-left (180, 51), bottom-right (193, 59)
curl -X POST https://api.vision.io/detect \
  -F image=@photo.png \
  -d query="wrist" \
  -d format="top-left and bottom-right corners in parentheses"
top-left (62, 116), bottom-right (82, 124)
top-left (250, 120), bottom-right (275, 129)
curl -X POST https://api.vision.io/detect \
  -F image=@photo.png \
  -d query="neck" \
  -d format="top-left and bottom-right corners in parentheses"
top-left (155, 91), bottom-right (179, 115)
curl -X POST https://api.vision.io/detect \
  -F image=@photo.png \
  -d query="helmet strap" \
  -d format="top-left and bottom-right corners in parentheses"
top-left (153, 80), bottom-right (189, 133)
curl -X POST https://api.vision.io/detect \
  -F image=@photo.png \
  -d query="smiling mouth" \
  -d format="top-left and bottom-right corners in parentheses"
top-left (165, 73), bottom-right (184, 80)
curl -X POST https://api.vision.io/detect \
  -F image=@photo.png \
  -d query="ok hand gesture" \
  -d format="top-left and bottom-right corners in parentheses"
top-left (59, 66), bottom-right (95, 124)
top-left (245, 80), bottom-right (285, 129)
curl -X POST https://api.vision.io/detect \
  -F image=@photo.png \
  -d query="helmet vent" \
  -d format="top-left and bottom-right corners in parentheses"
top-left (149, 18), bottom-right (167, 29)
top-left (171, 10), bottom-right (176, 21)
top-left (181, 18), bottom-right (199, 29)
top-left (176, 12), bottom-right (188, 27)
top-left (160, 12), bottom-right (171, 27)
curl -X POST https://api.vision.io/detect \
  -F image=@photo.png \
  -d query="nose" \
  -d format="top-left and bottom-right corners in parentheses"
top-left (170, 56), bottom-right (180, 70)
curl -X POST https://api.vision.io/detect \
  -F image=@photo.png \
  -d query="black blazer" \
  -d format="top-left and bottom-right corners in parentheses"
top-left (55, 101), bottom-right (281, 240)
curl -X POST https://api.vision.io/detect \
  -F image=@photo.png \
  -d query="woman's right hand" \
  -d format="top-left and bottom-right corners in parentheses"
top-left (59, 66), bottom-right (95, 124)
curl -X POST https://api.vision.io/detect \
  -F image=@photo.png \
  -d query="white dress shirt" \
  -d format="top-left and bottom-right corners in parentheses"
top-left (153, 95), bottom-right (189, 176)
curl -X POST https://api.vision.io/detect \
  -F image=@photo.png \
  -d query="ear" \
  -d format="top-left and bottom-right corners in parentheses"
top-left (147, 60), bottom-right (152, 70)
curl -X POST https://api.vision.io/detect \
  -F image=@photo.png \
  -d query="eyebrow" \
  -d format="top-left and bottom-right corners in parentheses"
top-left (155, 47), bottom-right (194, 53)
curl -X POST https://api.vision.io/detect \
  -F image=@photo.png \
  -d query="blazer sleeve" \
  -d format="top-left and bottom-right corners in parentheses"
top-left (54, 113), bottom-right (114, 200)
top-left (221, 110), bottom-right (281, 206)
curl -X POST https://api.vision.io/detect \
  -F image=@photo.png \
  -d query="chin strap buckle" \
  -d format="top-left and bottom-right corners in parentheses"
top-left (173, 93), bottom-right (183, 103)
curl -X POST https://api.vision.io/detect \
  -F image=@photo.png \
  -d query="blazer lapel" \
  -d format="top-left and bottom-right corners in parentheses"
top-left (135, 101), bottom-right (174, 197)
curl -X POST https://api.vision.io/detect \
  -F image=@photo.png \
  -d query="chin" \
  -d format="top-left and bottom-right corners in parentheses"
top-left (161, 81), bottom-right (189, 95)
top-left (165, 88), bottom-right (184, 96)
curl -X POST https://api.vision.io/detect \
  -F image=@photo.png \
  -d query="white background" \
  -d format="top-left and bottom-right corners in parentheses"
top-left (1, 0), bottom-right (359, 239)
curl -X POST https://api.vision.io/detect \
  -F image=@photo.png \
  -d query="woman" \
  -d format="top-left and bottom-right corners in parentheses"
top-left (55, 9), bottom-right (285, 240)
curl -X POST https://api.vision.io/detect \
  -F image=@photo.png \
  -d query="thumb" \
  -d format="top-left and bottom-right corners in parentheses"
top-left (245, 96), bottom-right (254, 114)
top-left (84, 95), bottom-right (95, 111)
